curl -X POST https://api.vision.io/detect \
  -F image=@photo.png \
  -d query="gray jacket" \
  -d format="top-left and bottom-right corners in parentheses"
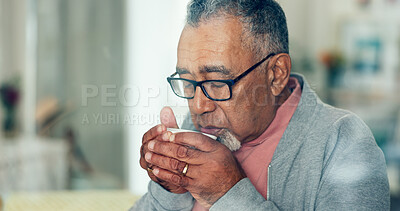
top-left (132, 74), bottom-right (390, 210)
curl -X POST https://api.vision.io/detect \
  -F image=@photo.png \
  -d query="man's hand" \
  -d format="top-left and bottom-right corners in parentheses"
top-left (139, 107), bottom-right (188, 194)
top-left (144, 131), bottom-right (246, 208)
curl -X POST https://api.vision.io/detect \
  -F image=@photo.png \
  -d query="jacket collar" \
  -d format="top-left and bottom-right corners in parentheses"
top-left (270, 73), bottom-right (322, 163)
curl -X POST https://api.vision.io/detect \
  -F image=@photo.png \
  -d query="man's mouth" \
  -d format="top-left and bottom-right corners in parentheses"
top-left (199, 126), bottom-right (241, 151)
top-left (200, 126), bottom-right (222, 136)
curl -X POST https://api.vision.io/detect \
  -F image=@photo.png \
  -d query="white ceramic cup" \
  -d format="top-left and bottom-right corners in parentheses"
top-left (167, 128), bottom-right (217, 140)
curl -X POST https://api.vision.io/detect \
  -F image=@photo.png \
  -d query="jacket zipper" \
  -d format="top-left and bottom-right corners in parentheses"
top-left (267, 164), bottom-right (271, 201)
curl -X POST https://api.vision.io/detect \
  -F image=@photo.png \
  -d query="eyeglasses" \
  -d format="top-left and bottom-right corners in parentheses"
top-left (167, 53), bottom-right (276, 101)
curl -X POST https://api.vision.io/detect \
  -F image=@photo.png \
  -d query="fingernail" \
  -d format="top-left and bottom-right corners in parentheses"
top-left (162, 132), bottom-right (170, 141)
top-left (170, 134), bottom-right (175, 142)
top-left (153, 168), bottom-right (159, 175)
top-left (145, 152), bottom-right (152, 161)
top-left (157, 125), bottom-right (163, 133)
top-left (148, 141), bottom-right (155, 150)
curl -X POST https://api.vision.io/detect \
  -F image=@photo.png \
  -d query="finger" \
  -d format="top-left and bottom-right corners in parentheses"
top-left (140, 143), bottom-right (148, 168)
top-left (172, 132), bottom-right (218, 152)
top-left (147, 140), bottom-right (206, 164)
top-left (140, 142), bottom-right (154, 170)
top-left (142, 124), bottom-right (166, 143)
top-left (160, 107), bottom-right (179, 128)
top-left (146, 167), bottom-right (162, 183)
top-left (145, 151), bottom-right (200, 178)
top-left (140, 156), bottom-right (147, 169)
top-left (145, 151), bottom-right (186, 175)
top-left (140, 144), bottom-right (146, 158)
top-left (152, 167), bottom-right (192, 188)
top-left (140, 156), bottom-right (158, 181)
top-left (159, 131), bottom-right (174, 142)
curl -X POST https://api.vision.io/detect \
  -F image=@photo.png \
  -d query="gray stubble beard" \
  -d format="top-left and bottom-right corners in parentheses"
top-left (216, 129), bottom-right (241, 152)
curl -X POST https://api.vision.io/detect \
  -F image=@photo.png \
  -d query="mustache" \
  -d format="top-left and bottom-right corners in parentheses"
top-left (188, 114), bottom-right (241, 151)
top-left (191, 113), bottom-right (225, 127)
top-left (216, 129), bottom-right (241, 152)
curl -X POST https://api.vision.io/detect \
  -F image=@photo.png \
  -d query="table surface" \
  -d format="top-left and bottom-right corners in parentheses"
top-left (2, 190), bottom-right (140, 211)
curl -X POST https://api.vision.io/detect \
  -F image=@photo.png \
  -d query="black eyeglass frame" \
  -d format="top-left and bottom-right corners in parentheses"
top-left (167, 53), bottom-right (276, 101)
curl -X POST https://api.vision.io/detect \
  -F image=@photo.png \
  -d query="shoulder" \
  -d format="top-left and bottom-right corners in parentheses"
top-left (314, 105), bottom-right (390, 210)
top-left (313, 103), bottom-right (377, 156)
top-left (312, 104), bottom-right (387, 184)
top-left (291, 73), bottom-right (374, 144)
top-left (318, 104), bottom-right (374, 141)
top-left (292, 84), bottom-right (383, 166)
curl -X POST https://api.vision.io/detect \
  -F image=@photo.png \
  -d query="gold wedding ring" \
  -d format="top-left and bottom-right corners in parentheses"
top-left (147, 167), bottom-right (153, 174)
top-left (182, 163), bottom-right (189, 176)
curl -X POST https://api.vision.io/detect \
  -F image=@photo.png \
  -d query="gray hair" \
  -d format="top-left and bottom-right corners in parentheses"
top-left (186, 0), bottom-right (289, 57)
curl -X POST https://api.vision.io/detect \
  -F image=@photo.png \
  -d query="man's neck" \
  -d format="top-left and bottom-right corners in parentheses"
top-left (276, 86), bottom-right (292, 107)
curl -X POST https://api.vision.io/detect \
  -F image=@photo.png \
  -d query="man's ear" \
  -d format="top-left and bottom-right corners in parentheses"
top-left (268, 53), bottom-right (291, 96)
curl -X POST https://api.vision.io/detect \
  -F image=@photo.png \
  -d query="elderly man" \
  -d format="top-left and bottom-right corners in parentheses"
top-left (132, 0), bottom-right (390, 210)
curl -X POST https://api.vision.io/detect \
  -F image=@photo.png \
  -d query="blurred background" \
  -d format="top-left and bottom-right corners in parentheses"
top-left (0, 0), bottom-right (399, 210)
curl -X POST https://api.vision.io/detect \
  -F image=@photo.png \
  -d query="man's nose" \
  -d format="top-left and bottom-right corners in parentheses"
top-left (190, 86), bottom-right (216, 114)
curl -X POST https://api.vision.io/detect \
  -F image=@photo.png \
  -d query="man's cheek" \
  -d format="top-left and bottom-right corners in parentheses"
top-left (228, 86), bottom-right (250, 106)
top-left (249, 84), bottom-right (270, 106)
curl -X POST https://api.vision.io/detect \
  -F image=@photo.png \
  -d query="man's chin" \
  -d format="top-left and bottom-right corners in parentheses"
top-left (216, 129), bottom-right (241, 152)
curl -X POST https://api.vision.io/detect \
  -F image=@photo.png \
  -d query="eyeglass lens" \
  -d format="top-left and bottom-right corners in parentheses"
top-left (170, 79), bottom-right (230, 100)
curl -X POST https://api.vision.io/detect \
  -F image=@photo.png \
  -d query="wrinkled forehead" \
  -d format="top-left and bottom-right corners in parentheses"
top-left (177, 18), bottom-right (253, 77)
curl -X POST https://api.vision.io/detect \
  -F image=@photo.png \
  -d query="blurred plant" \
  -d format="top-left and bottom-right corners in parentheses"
top-left (0, 84), bottom-right (20, 109)
top-left (0, 77), bottom-right (20, 137)
top-left (320, 51), bottom-right (345, 87)
top-left (357, 0), bottom-right (371, 8)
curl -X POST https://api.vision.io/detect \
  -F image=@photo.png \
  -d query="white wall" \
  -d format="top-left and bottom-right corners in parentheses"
top-left (0, 0), bottom-right (26, 81)
top-left (0, 0), bottom-right (36, 137)
top-left (126, 0), bottom-right (190, 195)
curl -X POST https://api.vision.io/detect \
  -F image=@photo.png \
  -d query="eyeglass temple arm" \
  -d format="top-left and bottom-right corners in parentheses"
top-left (233, 53), bottom-right (276, 83)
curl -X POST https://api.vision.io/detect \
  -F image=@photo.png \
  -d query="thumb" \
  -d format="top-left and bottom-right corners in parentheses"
top-left (160, 107), bottom-right (179, 128)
